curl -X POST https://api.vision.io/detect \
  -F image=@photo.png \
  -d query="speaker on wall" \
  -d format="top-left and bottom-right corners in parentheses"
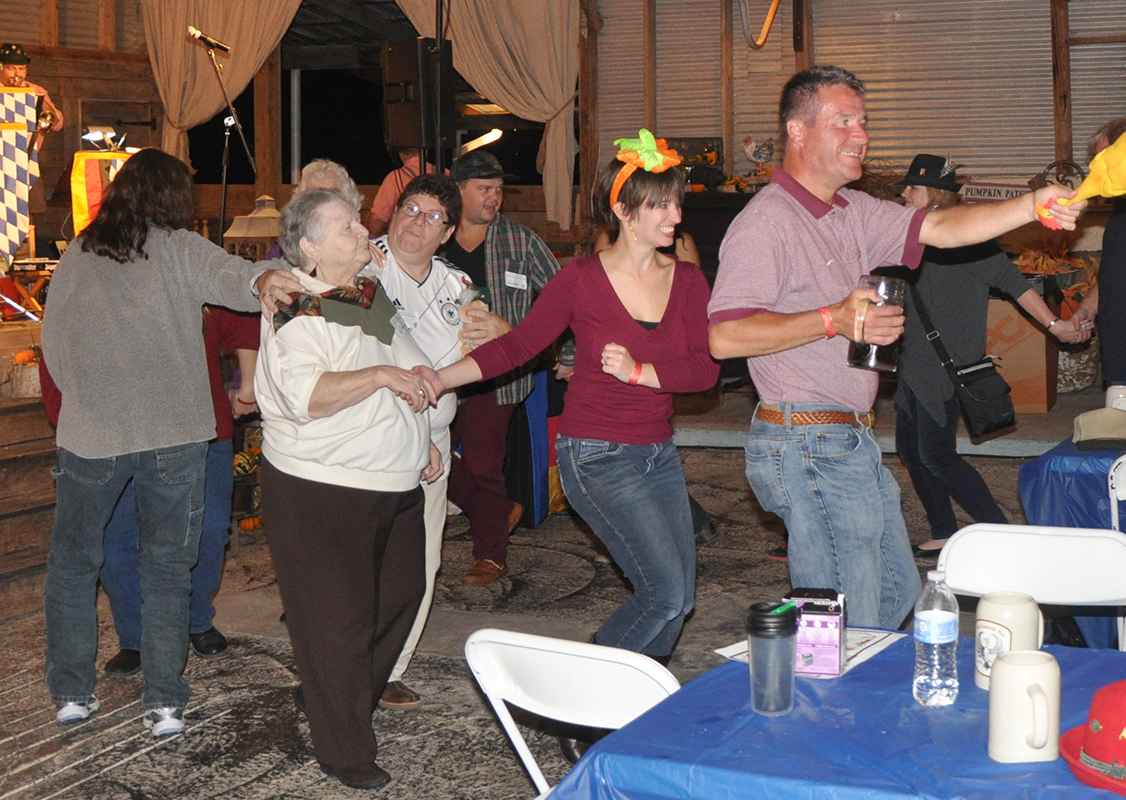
top-left (381, 38), bottom-right (455, 150)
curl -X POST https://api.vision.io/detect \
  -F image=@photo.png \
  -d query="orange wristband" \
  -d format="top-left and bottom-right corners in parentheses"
top-left (628, 361), bottom-right (644, 386)
top-left (818, 307), bottom-right (836, 339)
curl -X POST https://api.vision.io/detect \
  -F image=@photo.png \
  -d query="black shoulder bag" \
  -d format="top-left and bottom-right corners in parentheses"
top-left (909, 289), bottom-right (1016, 439)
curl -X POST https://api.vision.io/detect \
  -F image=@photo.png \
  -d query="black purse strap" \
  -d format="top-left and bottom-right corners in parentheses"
top-left (908, 286), bottom-right (960, 380)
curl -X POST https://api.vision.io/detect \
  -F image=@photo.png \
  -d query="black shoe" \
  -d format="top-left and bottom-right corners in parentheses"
top-left (695, 519), bottom-right (721, 546)
top-left (293, 685), bottom-right (307, 716)
top-left (319, 762), bottom-right (392, 790)
top-left (912, 544), bottom-right (942, 559)
top-left (103, 648), bottom-right (141, 678)
top-left (558, 736), bottom-right (590, 766)
top-left (190, 627), bottom-right (228, 659)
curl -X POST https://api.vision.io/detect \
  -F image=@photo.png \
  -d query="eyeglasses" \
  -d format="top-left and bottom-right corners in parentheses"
top-left (398, 202), bottom-right (448, 228)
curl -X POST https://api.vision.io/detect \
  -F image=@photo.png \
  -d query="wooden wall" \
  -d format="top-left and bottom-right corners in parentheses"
top-left (26, 45), bottom-right (163, 246)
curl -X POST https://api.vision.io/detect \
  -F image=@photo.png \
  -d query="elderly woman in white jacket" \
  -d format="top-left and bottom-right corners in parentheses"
top-left (255, 188), bottom-right (439, 791)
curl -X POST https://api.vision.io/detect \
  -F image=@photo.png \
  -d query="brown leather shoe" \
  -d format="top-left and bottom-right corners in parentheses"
top-left (463, 559), bottom-right (508, 586)
top-left (379, 680), bottom-right (421, 710)
top-left (507, 501), bottom-right (524, 534)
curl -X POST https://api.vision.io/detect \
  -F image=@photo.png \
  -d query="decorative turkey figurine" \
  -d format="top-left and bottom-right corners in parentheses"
top-left (743, 136), bottom-right (775, 171)
top-left (1036, 131), bottom-right (1126, 229)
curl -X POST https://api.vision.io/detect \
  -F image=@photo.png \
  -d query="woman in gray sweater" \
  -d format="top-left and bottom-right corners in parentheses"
top-left (41, 149), bottom-right (286, 737)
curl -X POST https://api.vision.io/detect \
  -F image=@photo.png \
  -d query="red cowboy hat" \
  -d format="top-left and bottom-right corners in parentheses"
top-left (1060, 679), bottom-right (1126, 795)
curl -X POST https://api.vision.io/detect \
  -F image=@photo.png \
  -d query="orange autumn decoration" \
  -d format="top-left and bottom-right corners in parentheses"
top-left (238, 516), bottom-right (262, 531)
top-left (13, 349), bottom-right (37, 364)
top-left (609, 128), bottom-right (682, 207)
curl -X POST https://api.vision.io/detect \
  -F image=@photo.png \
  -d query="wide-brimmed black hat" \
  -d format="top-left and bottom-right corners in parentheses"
top-left (0, 44), bottom-right (30, 65)
top-left (901, 154), bottom-right (959, 192)
top-left (450, 150), bottom-right (518, 183)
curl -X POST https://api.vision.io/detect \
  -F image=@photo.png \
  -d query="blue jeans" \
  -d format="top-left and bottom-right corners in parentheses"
top-left (101, 440), bottom-right (234, 649)
top-left (743, 404), bottom-right (920, 629)
top-left (895, 385), bottom-right (1008, 539)
top-left (44, 443), bottom-right (207, 711)
top-left (556, 436), bottom-right (695, 657)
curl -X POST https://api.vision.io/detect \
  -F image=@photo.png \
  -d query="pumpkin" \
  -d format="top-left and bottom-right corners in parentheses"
top-left (13, 349), bottom-right (37, 364)
top-left (238, 516), bottom-right (262, 531)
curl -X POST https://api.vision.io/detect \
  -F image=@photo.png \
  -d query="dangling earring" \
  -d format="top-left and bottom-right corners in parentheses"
top-left (628, 223), bottom-right (637, 241)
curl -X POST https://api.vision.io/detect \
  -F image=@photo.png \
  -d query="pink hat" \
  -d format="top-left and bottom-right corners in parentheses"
top-left (1060, 679), bottom-right (1126, 795)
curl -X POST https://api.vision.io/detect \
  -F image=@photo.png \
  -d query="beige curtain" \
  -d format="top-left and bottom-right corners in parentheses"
top-left (397, 0), bottom-right (580, 229)
top-left (141, 0), bottom-right (301, 167)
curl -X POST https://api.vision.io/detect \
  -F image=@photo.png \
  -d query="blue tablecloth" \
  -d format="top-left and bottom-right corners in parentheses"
top-left (549, 637), bottom-right (1126, 800)
top-left (1019, 438), bottom-right (1125, 648)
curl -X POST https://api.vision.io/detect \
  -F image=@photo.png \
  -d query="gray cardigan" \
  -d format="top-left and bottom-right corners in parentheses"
top-left (42, 228), bottom-right (264, 458)
top-left (896, 241), bottom-right (1032, 427)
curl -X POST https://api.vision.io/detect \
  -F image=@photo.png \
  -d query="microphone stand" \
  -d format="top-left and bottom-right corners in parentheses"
top-left (201, 45), bottom-right (256, 242)
top-left (219, 117), bottom-right (233, 244)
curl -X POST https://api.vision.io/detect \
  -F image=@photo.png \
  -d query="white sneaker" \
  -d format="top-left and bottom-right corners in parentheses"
top-left (143, 707), bottom-right (185, 737)
top-left (56, 695), bottom-right (100, 725)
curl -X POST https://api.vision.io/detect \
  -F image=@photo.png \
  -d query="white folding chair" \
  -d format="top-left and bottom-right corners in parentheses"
top-left (936, 522), bottom-right (1126, 651)
top-left (464, 628), bottom-right (680, 798)
top-left (1108, 454), bottom-right (1126, 532)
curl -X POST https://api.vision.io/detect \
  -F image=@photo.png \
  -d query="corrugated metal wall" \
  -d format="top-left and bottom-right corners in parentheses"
top-left (811, 0), bottom-right (1055, 179)
top-left (654, 0), bottom-right (722, 139)
top-left (117, 0), bottom-right (147, 53)
top-left (731, 2), bottom-right (792, 173)
top-left (1068, 0), bottom-right (1126, 165)
top-left (59, 0), bottom-right (100, 50)
top-left (0, 0), bottom-right (43, 44)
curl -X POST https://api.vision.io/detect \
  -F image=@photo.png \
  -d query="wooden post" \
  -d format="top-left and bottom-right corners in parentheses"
top-left (98, 0), bottom-right (115, 51)
top-left (1050, 0), bottom-right (1072, 162)
top-left (41, 0), bottom-right (59, 47)
top-left (721, 0), bottom-right (734, 175)
top-left (576, 0), bottom-right (602, 239)
top-left (643, 0), bottom-right (657, 130)
top-left (794, 0), bottom-right (814, 72)
top-left (254, 47), bottom-right (283, 202)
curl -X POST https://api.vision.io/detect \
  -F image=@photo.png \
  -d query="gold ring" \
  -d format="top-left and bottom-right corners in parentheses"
top-left (418, 389), bottom-right (425, 397)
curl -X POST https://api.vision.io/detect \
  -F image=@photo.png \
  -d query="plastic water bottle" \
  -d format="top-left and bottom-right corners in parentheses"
top-left (913, 569), bottom-right (959, 707)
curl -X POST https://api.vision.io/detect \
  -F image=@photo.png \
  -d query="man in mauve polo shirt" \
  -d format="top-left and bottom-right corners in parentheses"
top-left (708, 65), bottom-right (1085, 629)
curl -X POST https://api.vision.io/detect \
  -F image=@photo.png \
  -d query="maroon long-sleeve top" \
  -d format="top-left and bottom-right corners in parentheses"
top-left (470, 253), bottom-right (719, 445)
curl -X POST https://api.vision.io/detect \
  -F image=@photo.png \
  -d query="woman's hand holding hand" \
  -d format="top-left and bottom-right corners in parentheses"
top-left (411, 364), bottom-right (446, 399)
top-left (554, 362), bottom-right (575, 382)
top-left (421, 443), bottom-right (443, 484)
top-left (383, 367), bottom-right (434, 412)
top-left (1048, 317), bottom-right (1092, 344)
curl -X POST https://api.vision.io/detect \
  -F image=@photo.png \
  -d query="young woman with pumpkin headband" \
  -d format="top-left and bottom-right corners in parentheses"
top-left (419, 129), bottom-right (719, 662)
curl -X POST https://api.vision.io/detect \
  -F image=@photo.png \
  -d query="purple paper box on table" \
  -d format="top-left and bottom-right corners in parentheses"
top-left (785, 588), bottom-right (844, 677)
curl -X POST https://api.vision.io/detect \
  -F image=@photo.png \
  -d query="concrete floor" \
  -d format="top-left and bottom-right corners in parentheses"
top-left (0, 384), bottom-right (1102, 799)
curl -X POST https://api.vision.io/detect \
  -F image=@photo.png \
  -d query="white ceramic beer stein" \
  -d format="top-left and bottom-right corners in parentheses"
top-left (988, 650), bottom-right (1060, 763)
top-left (975, 591), bottom-right (1043, 690)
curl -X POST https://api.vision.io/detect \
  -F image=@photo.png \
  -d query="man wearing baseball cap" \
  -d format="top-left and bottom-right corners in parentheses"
top-left (445, 150), bottom-right (571, 586)
top-left (0, 44), bottom-right (64, 136)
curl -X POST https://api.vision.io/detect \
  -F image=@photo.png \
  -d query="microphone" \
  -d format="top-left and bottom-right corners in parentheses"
top-left (187, 26), bottom-right (231, 53)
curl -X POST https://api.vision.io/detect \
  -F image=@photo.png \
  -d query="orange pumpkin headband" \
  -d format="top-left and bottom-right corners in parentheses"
top-left (609, 128), bottom-right (682, 209)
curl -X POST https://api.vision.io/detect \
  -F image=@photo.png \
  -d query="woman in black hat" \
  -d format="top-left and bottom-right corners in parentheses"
top-left (895, 154), bottom-right (1088, 554)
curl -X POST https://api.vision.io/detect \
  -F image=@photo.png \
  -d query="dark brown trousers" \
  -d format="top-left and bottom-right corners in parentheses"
top-left (261, 460), bottom-right (425, 770)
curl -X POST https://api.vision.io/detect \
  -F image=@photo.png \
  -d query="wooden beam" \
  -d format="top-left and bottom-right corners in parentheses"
top-left (643, 0), bottom-right (657, 130)
top-left (721, 0), bottom-right (734, 175)
top-left (579, 0), bottom-right (603, 35)
top-left (794, 0), bottom-right (813, 71)
top-left (41, 0), bottom-right (59, 48)
top-left (254, 47), bottom-right (283, 201)
top-left (1068, 34), bottom-right (1126, 46)
top-left (98, 0), bottom-right (115, 51)
top-left (577, 20), bottom-right (599, 238)
top-left (1051, 0), bottom-right (1072, 161)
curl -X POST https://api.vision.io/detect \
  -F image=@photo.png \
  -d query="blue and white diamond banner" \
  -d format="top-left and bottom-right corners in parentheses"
top-left (0, 88), bottom-right (39, 269)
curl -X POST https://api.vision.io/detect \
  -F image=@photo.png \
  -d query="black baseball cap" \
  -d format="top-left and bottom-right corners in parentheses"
top-left (901, 154), bottom-right (959, 192)
top-left (450, 150), bottom-right (517, 183)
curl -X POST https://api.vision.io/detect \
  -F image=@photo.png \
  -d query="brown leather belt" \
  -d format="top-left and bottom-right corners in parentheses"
top-left (755, 404), bottom-right (875, 429)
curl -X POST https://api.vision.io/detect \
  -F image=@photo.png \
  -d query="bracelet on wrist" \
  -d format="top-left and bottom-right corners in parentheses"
top-left (1047, 318), bottom-right (1060, 329)
top-left (818, 307), bottom-right (836, 339)
top-left (235, 396), bottom-right (257, 405)
top-left (628, 361), bottom-right (644, 386)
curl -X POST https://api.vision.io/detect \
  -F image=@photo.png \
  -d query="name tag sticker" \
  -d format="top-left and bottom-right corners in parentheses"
top-left (504, 271), bottom-right (528, 291)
